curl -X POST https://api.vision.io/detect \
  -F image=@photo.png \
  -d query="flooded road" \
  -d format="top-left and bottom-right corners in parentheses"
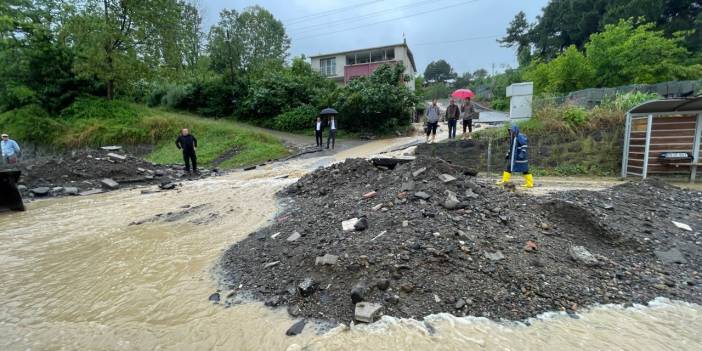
top-left (1, 139), bottom-right (701, 350)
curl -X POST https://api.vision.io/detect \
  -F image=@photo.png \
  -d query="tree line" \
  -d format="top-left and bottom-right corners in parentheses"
top-left (0, 1), bottom-right (416, 135)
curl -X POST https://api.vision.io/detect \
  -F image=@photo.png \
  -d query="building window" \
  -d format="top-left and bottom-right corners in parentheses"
top-left (320, 58), bottom-right (336, 76)
top-left (346, 54), bottom-right (356, 65)
top-left (386, 48), bottom-right (395, 60)
top-left (357, 51), bottom-right (371, 64)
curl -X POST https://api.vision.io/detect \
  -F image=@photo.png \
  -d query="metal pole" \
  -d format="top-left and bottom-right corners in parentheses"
top-left (642, 113), bottom-right (653, 179)
top-left (621, 112), bottom-right (631, 178)
top-left (487, 138), bottom-right (492, 177)
top-left (691, 113), bottom-right (702, 183)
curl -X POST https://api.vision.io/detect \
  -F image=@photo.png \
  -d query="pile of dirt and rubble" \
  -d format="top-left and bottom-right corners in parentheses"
top-left (218, 157), bottom-right (702, 326)
top-left (3, 148), bottom-right (217, 198)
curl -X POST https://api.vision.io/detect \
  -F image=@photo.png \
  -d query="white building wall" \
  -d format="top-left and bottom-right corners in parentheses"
top-left (394, 46), bottom-right (415, 91)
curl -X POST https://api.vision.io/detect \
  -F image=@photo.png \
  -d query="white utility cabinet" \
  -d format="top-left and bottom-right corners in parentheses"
top-left (506, 82), bottom-right (533, 120)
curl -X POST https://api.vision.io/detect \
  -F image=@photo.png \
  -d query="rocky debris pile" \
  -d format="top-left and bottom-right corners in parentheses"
top-left (2, 149), bottom-right (217, 198)
top-left (218, 157), bottom-right (702, 325)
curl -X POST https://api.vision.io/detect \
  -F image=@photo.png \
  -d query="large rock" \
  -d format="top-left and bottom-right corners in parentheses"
top-left (569, 246), bottom-right (599, 266)
top-left (100, 178), bottom-right (119, 189)
top-left (354, 302), bottom-right (383, 323)
top-left (30, 187), bottom-right (50, 196)
top-left (438, 174), bottom-right (457, 183)
top-left (298, 278), bottom-right (317, 297)
top-left (442, 191), bottom-right (460, 210)
top-left (351, 285), bottom-right (367, 304)
top-left (354, 217), bottom-right (368, 231)
top-left (655, 248), bottom-right (687, 264)
top-left (342, 218), bottom-right (359, 231)
top-left (63, 187), bottom-right (79, 196)
top-left (285, 320), bottom-right (306, 336)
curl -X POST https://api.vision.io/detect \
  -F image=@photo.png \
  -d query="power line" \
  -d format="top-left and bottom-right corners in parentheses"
top-left (413, 34), bottom-right (502, 46)
top-left (293, 0), bottom-right (479, 41)
top-left (287, 0), bottom-right (448, 33)
top-left (282, 0), bottom-right (384, 25)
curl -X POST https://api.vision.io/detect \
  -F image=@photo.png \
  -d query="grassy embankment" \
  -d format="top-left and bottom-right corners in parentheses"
top-left (0, 98), bottom-right (288, 169)
top-left (475, 103), bottom-right (626, 176)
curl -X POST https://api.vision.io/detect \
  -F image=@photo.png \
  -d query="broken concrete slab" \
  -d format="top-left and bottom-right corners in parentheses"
top-left (438, 174), bottom-right (457, 183)
top-left (414, 191), bottom-right (431, 200)
top-left (412, 167), bottom-right (426, 177)
top-left (354, 302), bottom-right (383, 323)
top-left (100, 145), bottom-right (122, 151)
top-left (79, 188), bottom-right (103, 196)
top-left (63, 187), bottom-right (79, 196)
top-left (315, 254), bottom-right (339, 266)
top-left (286, 232), bottom-right (301, 242)
top-left (100, 178), bottom-right (119, 189)
top-left (107, 153), bottom-right (127, 161)
top-left (442, 190), bottom-right (460, 210)
top-left (484, 251), bottom-right (505, 261)
top-left (342, 218), bottom-right (360, 231)
top-left (569, 246), bottom-right (599, 266)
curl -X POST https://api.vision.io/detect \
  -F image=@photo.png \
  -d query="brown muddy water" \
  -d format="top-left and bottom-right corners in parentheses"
top-left (1, 141), bottom-right (701, 351)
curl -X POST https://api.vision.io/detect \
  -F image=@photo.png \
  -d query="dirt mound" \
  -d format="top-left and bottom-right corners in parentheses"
top-left (218, 157), bottom-right (702, 324)
top-left (3, 149), bottom-right (214, 197)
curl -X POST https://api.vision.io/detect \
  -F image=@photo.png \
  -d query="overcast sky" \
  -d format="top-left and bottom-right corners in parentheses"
top-left (201, 0), bottom-right (549, 75)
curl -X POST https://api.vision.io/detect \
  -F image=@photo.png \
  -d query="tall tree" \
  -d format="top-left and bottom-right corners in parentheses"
top-left (499, 11), bottom-right (532, 66)
top-left (423, 59), bottom-right (456, 83)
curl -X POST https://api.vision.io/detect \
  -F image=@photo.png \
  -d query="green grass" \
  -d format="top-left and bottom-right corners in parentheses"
top-left (0, 98), bottom-right (289, 169)
top-left (141, 109), bottom-right (289, 169)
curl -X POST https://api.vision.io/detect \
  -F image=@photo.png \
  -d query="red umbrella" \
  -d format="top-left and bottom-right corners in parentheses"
top-left (451, 89), bottom-right (475, 99)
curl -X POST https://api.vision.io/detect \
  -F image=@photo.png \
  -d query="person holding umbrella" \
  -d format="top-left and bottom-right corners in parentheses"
top-left (320, 107), bottom-right (338, 149)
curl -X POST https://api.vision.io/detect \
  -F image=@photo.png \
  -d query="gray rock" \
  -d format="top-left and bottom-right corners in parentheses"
top-left (30, 187), bottom-right (50, 196)
top-left (401, 181), bottom-right (415, 192)
top-left (484, 251), bottom-right (505, 261)
top-left (51, 186), bottom-right (64, 194)
top-left (100, 178), bottom-right (119, 189)
top-left (79, 188), bottom-right (103, 196)
top-left (17, 185), bottom-right (27, 192)
top-left (64, 187), bottom-right (79, 195)
top-left (208, 292), bottom-right (220, 302)
top-left (443, 191), bottom-right (460, 210)
top-left (655, 248), bottom-right (687, 264)
top-left (384, 294), bottom-right (400, 304)
top-left (354, 218), bottom-right (368, 231)
top-left (438, 174), bottom-right (457, 183)
top-left (376, 279), bottom-right (390, 291)
top-left (159, 182), bottom-right (176, 190)
top-left (287, 231), bottom-right (301, 242)
top-left (351, 285), bottom-right (367, 304)
top-left (455, 298), bottom-right (466, 309)
top-left (402, 220), bottom-right (409, 227)
top-left (412, 167), bottom-right (426, 177)
top-left (465, 188), bottom-right (479, 199)
top-left (354, 302), bottom-right (383, 323)
top-left (154, 170), bottom-right (165, 177)
top-left (287, 304), bottom-right (302, 317)
top-left (286, 320), bottom-right (306, 336)
top-left (315, 254), bottom-right (339, 265)
top-left (298, 278), bottom-right (317, 297)
top-left (569, 246), bottom-right (599, 266)
top-left (100, 145), bottom-right (122, 151)
top-left (414, 191), bottom-right (431, 200)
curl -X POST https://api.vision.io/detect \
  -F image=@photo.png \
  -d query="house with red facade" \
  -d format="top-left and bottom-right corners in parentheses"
top-left (309, 41), bottom-right (417, 91)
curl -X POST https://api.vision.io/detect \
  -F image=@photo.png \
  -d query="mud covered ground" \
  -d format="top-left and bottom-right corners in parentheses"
top-left (218, 157), bottom-right (702, 324)
top-left (2, 149), bottom-right (214, 198)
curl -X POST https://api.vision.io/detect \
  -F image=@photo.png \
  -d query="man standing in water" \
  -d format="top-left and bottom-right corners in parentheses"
top-left (425, 99), bottom-right (441, 143)
top-left (1, 133), bottom-right (20, 164)
top-left (445, 98), bottom-right (460, 139)
top-left (175, 128), bottom-right (198, 175)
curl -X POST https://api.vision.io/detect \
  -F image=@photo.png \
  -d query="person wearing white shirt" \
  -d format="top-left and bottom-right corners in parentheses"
top-left (314, 117), bottom-right (324, 148)
top-left (326, 116), bottom-right (337, 149)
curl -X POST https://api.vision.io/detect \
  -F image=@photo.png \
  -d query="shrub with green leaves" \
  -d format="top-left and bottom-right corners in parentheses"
top-left (602, 91), bottom-right (660, 111)
top-left (273, 105), bottom-right (318, 132)
top-left (562, 105), bottom-right (589, 126)
top-left (0, 104), bottom-right (65, 144)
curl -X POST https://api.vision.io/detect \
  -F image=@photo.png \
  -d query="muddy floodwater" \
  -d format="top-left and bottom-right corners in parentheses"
top-left (1, 138), bottom-right (702, 350)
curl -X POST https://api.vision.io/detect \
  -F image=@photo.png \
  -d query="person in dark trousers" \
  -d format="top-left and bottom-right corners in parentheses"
top-left (314, 117), bottom-right (324, 148)
top-left (425, 99), bottom-right (440, 143)
top-left (461, 98), bottom-right (476, 140)
top-left (326, 115), bottom-right (337, 149)
top-left (445, 98), bottom-right (460, 139)
top-left (175, 128), bottom-right (198, 174)
top-left (496, 124), bottom-right (533, 188)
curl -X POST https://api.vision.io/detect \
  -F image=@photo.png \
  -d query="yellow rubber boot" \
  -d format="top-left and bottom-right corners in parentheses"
top-left (496, 171), bottom-right (511, 185)
top-left (522, 173), bottom-right (534, 188)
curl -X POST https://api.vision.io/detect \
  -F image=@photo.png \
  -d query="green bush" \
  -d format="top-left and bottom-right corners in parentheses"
top-left (273, 105), bottom-right (318, 131)
top-left (161, 84), bottom-right (190, 109)
top-left (562, 105), bottom-right (589, 126)
top-left (0, 104), bottom-right (65, 144)
top-left (146, 83), bottom-right (169, 107)
top-left (61, 97), bottom-right (139, 122)
top-left (601, 91), bottom-right (659, 111)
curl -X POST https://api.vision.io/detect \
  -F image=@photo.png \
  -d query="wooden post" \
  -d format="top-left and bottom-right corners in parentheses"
top-left (642, 113), bottom-right (653, 179)
top-left (691, 113), bottom-right (702, 183)
top-left (621, 112), bottom-right (631, 178)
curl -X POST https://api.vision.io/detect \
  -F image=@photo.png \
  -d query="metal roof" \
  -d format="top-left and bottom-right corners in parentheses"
top-left (628, 96), bottom-right (702, 114)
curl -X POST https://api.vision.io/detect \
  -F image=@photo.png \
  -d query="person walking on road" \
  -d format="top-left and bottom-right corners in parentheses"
top-left (425, 99), bottom-right (441, 143)
top-left (326, 115), bottom-right (337, 149)
top-left (1, 133), bottom-right (20, 164)
top-left (496, 124), bottom-right (533, 188)
top-left (461, 98), bottom-right (476, 140)
top-left (175, 128), bottom-right (198, 175)
top-left (445, 99), bottom-right (460, 139)
top-left (314, 117), bottom-right (324, 148)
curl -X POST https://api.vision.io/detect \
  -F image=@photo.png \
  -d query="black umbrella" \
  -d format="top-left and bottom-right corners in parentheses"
top-left (320, 107), bottom-right (338, 116)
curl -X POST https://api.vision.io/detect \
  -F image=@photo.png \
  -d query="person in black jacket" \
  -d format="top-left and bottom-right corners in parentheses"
top-left (314, 117), bottom-right (324, 148)
top-left (175, 128), bottom-right (198, 174)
